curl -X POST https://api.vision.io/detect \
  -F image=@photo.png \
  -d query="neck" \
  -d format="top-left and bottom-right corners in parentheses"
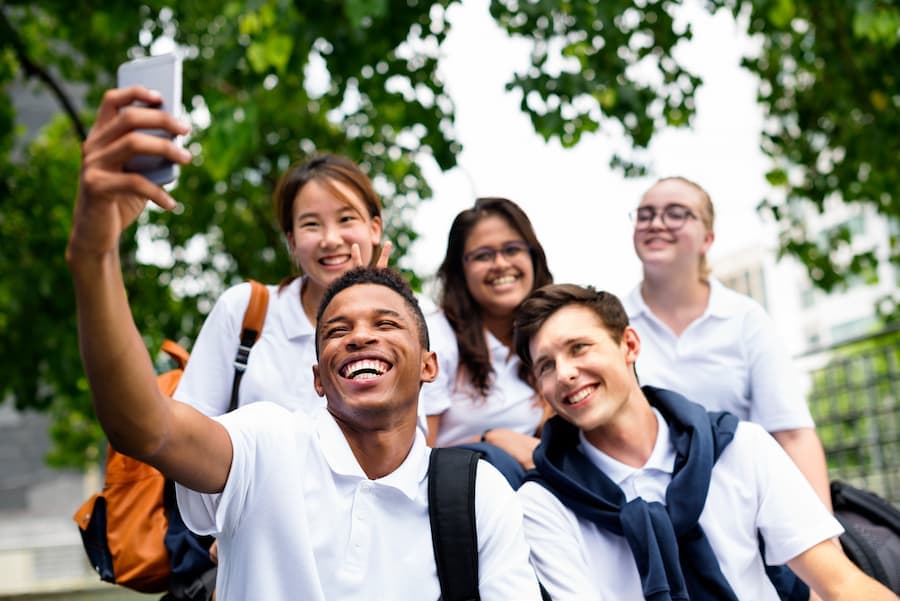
top-left (583, 389), bottom-right (658, 468)
top-left (300, 278), bottom-right (324, 326)
top-left (331, 410), bottom-right (418, 480)
top-left (481, 312), bottom-right (514, 350)
top-left (640, 272), bottom-right (710, 337)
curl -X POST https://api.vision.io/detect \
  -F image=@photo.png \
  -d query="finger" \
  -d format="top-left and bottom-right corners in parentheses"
top-left (86, 130), bottom-right (192, 175)
top-left (375, 240), bottom-right (393, 269)
top-left (82, 167), bottom-right (177, 211)
top-left (350, 243), bottom-right (363, 267)
top-left (87, 105), bottom-right (190, 156)
top-left (95, 86), bottom-right (165, 130)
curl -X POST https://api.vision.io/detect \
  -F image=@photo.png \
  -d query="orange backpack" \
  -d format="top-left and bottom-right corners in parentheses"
top-left (73, 281), bottom-right (269, 592)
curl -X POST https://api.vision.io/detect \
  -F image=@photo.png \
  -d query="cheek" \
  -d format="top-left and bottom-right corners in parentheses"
top-left (347, 224), bottom-right (377, 257)
top-left (291, 231), bottom-right (318, 263)
top-left (463, 264), bottom-right (483, 293)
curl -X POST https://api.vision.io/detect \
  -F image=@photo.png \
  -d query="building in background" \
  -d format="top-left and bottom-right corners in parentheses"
top-left (713, 201), bottom-right (897, 356)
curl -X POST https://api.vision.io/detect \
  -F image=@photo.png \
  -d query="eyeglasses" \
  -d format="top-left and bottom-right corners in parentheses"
top-left (630, 204), bottom-right (697, 231)
top-left (463, 241), bottom-right (531, 264)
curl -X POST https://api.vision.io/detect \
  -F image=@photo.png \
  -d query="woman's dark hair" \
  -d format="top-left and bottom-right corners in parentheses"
top-left (273, 153), bottom-right (383, 286)
top-left (436, 197), bottom-right (553, 397)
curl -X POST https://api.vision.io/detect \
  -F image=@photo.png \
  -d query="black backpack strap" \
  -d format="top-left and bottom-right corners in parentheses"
top-left (428, 447), bottom-right (480, 601)
top-left (228, 280), bottom-right (269, 412)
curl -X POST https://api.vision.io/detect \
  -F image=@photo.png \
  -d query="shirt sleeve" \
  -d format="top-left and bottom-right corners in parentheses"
top-left (173, 282), bottom-right (252, 416)
top-left (748, 423), bottom-right (843, 564)
top-left (474, 462), bottom-right (544, 600)
top-left (420, 311), bottom-right (458, 417)
top-left (518, 481), bottom-right (602, 600)
top-left (743, 304), bottom-right (816, 432)
top-left (176, 402), bottom-right (302, 537)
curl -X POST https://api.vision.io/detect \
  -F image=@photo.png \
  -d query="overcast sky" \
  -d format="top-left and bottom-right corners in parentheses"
top-left (404, 0), bottom-right (773, 300)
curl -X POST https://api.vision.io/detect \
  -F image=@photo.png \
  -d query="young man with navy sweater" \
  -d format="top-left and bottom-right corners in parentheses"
top-left (513, 283), bottom-right (895, 601)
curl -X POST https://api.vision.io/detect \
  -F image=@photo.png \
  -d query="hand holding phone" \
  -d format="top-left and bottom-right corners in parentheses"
top-left (116, 53), bottom-right (183, 185)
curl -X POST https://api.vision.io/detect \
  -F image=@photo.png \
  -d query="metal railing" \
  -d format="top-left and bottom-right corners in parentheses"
top-left (802, 326), bottom-right (900, 505)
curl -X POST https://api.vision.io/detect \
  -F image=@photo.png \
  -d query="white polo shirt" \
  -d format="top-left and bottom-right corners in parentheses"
top-left (178, 404), bottom-right (542, 601)
top-left (518, 411), bottom-right (842, 601)
top-left (421, 310), bottom-right (544, 446)
top-left (624, 280), bottom-right (815, 432)
top-left (175, 278), bottom-right (321, 415)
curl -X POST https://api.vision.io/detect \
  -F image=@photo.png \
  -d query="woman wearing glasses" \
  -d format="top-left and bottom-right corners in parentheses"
top-left (423, 197), bottom-right (553, 488)
top-left (623, 176), bottom-right (832, 511)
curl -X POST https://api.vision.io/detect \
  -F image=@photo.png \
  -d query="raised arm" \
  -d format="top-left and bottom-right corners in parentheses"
top-left (67, 86), bottom-right (231, 493)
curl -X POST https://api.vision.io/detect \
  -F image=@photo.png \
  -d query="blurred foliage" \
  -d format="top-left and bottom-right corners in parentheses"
top-left (1, 0), bottom-right (898, 467)
top-left (490, 0), bottom-right (899, 307)
top-left (0, 0), bottom-right (457, 468)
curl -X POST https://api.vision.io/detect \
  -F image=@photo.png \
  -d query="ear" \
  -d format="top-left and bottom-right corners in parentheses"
top-left (622, 326), bottom-right (641, 366)
top-left (700, 228), bottom-right (715, 255)
top-left (286, 232), bottom-right (297, 258)
top-left (369, 215), bottom-right (383, 248)
top-left (419, 350), bottom-right (439, 384)
top-left (312, 364), bottom-right (325, 397)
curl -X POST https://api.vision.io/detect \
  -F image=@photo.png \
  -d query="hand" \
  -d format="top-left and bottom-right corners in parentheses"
top-left (482, 428), bottom-right (540, 470)
top-left (209, 539), bottom-right (218, 564)
top-left (350, 240), bottom-right (393, 269)
top-left (67, 86), bottom-right (191, 262)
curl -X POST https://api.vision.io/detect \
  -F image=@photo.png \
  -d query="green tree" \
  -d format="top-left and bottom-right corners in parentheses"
top-left (2, 0), bottom-right (897, 468)
top-left (490, 0), bottom-right (899, 303)
top-left (1, 0), bottom-right (458, 468)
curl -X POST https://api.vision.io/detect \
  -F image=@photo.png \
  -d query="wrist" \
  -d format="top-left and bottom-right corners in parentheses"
top-left (480, 429), bottom-right (493, 443)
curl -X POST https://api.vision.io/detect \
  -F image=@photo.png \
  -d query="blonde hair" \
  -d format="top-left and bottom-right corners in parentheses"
top-left (653, 176), bottom-right (715, 280)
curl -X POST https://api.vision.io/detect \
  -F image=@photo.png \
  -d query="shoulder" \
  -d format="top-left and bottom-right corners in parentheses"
top-left (621, 284), bottom-right (645, 318)
top-left (718, 419), bottom-right (780, 466)
top-left (424, 310), bottom-right (458, 352)
top-left (219, 401), bottom-right (306, 437)
top-left (472, 459), bottom-right (522, 518)
top-left (518, 479), bottom-right (562, 510)
top-left (707, 279), bottom-right (766, 319)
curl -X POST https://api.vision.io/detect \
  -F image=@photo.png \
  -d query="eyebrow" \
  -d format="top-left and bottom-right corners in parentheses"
top-left (296, 205), bottom-right (361, 221)
top-left (533, 336), bottom-right (588, 364)
top-left (321, 307), bottom-right (404, 327)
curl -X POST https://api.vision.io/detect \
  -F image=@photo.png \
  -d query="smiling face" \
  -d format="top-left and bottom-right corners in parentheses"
top-left (462, 214), bottom-right (535, 319)
top-left (632, 178), bottom-right (714, 277)
top-left (287, 178), bottom-right (382, 293)
top-left (529, 304), bottom-right (642, 441)
top-left (313, 283), bottom-right (437, 429)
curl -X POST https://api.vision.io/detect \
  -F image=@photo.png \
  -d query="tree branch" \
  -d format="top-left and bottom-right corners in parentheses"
top-left (0, 8), bottom-right (87, 141)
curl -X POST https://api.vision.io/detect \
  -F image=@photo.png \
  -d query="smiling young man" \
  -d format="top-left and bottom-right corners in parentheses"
top-left (511, 283), bottom-right (895, 601)
top-left (67, 87), bottom-right (541, 600)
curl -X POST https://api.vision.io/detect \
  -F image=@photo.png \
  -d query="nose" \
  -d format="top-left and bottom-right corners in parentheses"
top-left (345, 324), bottom-right (377, 349)
top-left (645, 210), bottom-right (666, 230)
top-left (556, 355), bottom-right (578, 383)
top-left (320, 223), bottom-right (342, 248)
top-left (490, 250), bottom-right (513, 268)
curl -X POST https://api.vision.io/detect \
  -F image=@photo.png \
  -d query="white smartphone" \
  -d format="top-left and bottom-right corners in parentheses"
top-left (116, 53), bottom-right (182, 185)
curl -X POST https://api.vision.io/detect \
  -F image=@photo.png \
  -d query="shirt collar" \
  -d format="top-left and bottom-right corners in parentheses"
top-left (280, 276), bottom-right (316, 339)
top-left (485, 327), bottom-right (516, 365)
top-left (314, 408), bottom-right (428, 501)
top-left (625, 278), bottom-right (739, 322)
top-left (578, 408), bottom-right (676, 486)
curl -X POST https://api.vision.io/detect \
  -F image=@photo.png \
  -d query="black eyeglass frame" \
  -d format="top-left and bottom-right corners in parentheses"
top-left (630, 204), bottom-right (697, 232)
top-left (463, 240), bottom-right (532, 264)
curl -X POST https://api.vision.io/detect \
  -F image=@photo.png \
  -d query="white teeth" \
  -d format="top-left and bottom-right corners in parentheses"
top-left (342, 359), bottom-right (389, 380)
top-left (321, 256), bottom-right (349, 266)
top-left (566, 387), bottom-right (594, 404)
top-left (490, 275), bottom-right (517, 286)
